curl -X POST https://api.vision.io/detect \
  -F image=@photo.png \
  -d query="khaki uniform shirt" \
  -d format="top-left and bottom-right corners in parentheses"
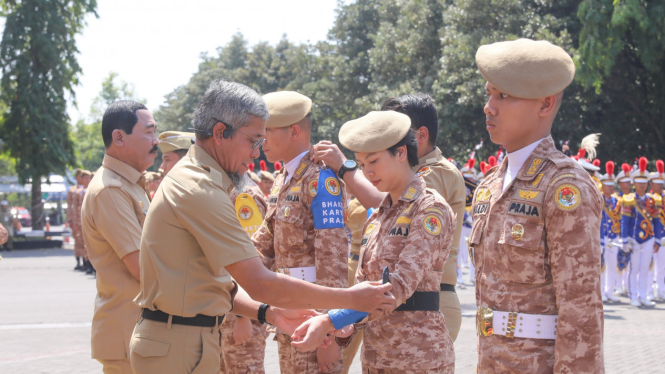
top-left (81, 155), bottom-right (150, 360)
top-left (355, 178), bottom-right (455, 370)
top-left (414, 147), bottom-right (465, 286)
top-left (470, 136), bottom-right (604, 373)
top-left (347, 198), bottom-right (367, 256)
top-left (135, 145), bottom-right (258, 317)
top-left (66, 185), bottom-right (77, 224)
top-left (252, 153), bottom-right (348, 290)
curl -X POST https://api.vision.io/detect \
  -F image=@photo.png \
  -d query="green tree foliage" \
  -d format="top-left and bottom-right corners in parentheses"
top-left (0, 0), bottom-right (97, 228)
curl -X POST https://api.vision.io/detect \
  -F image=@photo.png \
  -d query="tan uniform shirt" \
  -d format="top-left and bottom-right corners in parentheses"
top-left (470, 136), bottom-right (604, 373)
top-left (66, 185), bottom-right (77, 224)
top-left (414, 147), bottom-right (465, 286)
top-left (252, 153), bottom-right (348, 290)
top-left (355, 178), bottom-right (455, 370)
top-left (135, 145), bottom-right (258, 317)
top-left (81, 155), bottom-right (151, 360)
top-left (347, 198), bottom-right (367, 256)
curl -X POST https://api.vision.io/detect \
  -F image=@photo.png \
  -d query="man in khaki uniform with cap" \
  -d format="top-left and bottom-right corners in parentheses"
top-left (471, 39), bottom-right (603, 373)
top-left (130, 80), bottom-right (394, 374)
top-left (253, 90), bottom-right (348, 374)
top-left (75, 170), bottom-right (95, 274)
top-left (81, 100), bottom-right (159, 373)
top-left (67, 169), bottom-right (84, 269)
top-left (158, 130), bottom-right (195, 175)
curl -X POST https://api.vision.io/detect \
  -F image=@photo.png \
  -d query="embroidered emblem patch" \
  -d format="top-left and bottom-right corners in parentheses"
top-left (549, 174), bottom-right (575, 186)
top-left (325, 177), bottom-right (341, 196)
top-left (295, 162), bottom-right (307, 177)
top-left (416, 166), bottom-right (431, 177)
top-left (473, 203), bottom-right (489, 215)
top-left (290, 186), bottom-right (302, 193)
top-left (404, 187), bottom-right (417, 199)
top-left (511, 224), bottom-right (525, 240)
top-left (308, 180), bottom-right (318, 196)
top-left (395, 216), bottom-right (412, 225)
top-left (239, 206), bottom-right (253, 220)
top-left (518, 190), bottom-right (540, 200)
top-left (555, 184), bottom-right (582, 211)
top-left (526, 158), bottom-right (543, 175)
top-left (286, 195), bottom-right (300, 202)
top-left (365, 224), bottom-right (376, 235)
top-left (532, 173), bottom-right (544, 187)
top-left (507, 202), bottom-right (541, 218)
top-left (389, 226), bottom-right (410, 237)
top-left (425, 207), bottom-right (443, 215)
top-left (423, 215), bottom-right (442, 235)
top-left (475, 188), bottom-right (492, 202)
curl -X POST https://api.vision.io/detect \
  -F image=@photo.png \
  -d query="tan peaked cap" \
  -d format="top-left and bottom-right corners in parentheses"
top-left (339, 111), bottom-right (411, 153)
top-left (263, 91), bottom-right (312, 128)
top-left (248, 172), bottom-right (261, 184)
top-left (476, 38), bottom-right (575, 99)
top-left (158, 131), bottom-right (195, 154)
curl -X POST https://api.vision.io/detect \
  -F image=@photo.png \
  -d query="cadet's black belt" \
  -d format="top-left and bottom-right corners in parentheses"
top-left (349, 253), bottom-right (359, 261)
top-left (141, 308), bottom-right (224, 327)
top-left (394, 291), bottom-right (440, 312)
top-left (440, 283), bottom-right (456, 293)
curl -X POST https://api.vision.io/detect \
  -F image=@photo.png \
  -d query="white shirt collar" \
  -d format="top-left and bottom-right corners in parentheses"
top-left (283, 150), bottom-right (309, 185)
top-left (502, 137), bottom-right (546, 192)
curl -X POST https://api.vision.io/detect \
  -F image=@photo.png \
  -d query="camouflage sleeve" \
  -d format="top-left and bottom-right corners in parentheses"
top-left (248, 186), bottom-right (268, 218)
top-left (544, 176), bottom-right (604, 373)
top-left (66, 190), bottom-right (73, 222)
top-left (389, 200), bottom-right (453, 306)
top-left (251, 217), bottom-right (275, 271)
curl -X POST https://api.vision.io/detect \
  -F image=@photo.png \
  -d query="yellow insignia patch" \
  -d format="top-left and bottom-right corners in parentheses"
top-left (526, 158), bottom-right (543, 175)
top-left (518, 190), bottom-right (540, 200)
top-left (532, 173), bottom-right (544, 187)
top-left (404, 203), bottom-right (414, 213)
top-left (365, 224), bottom-right (376, 235)
top-left (475, 188), bottom-right (492, 202)
top-left (324, 177), bottom-right (341, 196)
top-left (238, 205), bottom-right (253, 220)
top-left (423, 214), bottom-right (442, 235)
top-left (549, 173), bottom-right (575, 186)
top-left (404, 187), bottom-right (417, 199)
top-left (271, 185), bottom-right (281, 196)
top-left (425, 207), bottom-right (444, 215)
top-left (308, 180), bottom-right (318, 196)
top-left (396, 216), bottom-right (412, 225)
top-left (511, 224), bottom-right (524, 240)
top-left (295, 162), bottom-right (307, 177)
top-left (290, 186), bottom-right (302, 193)
top-left (555, 184), bottom-right (582, 211)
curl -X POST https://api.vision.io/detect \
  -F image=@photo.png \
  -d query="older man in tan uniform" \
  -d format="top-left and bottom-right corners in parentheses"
top-left (82, 100), bottom-right (158, 373)
top-left (130, 80), bottom-right (394, 374)
top-left (471, 39), bottom-right (604, 373)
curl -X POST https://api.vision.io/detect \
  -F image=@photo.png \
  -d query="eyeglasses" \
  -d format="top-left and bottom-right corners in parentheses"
top-left (191, 118), bottom-right (265, 150)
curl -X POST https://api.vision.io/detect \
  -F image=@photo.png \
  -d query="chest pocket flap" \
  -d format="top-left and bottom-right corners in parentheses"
top-left (274, 202), bottom-right (305, 246)
top-left (497, 215), bottom-right (547, 284)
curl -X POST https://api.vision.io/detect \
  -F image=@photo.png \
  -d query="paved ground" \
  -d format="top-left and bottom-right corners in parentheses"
top-left (1, 248), bottom-right (664, 373)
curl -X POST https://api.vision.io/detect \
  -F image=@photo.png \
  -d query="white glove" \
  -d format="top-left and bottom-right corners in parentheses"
top-left (621, 242), bottom-right (632, 253)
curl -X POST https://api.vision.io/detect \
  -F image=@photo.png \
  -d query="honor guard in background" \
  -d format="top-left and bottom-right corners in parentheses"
top-left (599, 162), bottom-right (622, 302)
top-left (649, 160), bottom-right (665, 299)
top-left (615, 163), bottom-right (634, 293)
top-left (252, 91), bottom-right (349, 374)
top-left (620, 157), bottom-right (662, 307)
top-left (472, 39), bottom-right (604, 373)
top-left (81, 101), bottom-right (157, 374)
top-left (158, 130), bottom-right (195, 175)
top-left (257, 160), bottom-right (275, 197)
top-left (67, 169), bottom-right (83, 269)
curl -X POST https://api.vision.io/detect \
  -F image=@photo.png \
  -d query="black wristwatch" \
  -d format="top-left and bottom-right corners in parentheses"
top-left (338, 160), bottom-right (358, 180)
top-left (257, 303), bottom-right (271, 325)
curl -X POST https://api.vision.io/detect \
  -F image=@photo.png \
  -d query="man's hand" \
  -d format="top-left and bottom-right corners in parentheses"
top-left (232, 317), bottom-right (253, 346)
top-left (311, 141), bottom-right (347, 173)
top-left (267, 307), bottom-right (321, 336)
top-left (291, 314), bottom-right (336, 352)
top-left (349, 281), bottom-right (394, 313)
top-left (316, 342), bottom-right (341, 373)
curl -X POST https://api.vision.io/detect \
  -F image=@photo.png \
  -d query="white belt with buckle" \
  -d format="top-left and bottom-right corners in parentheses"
top-left (477, 307), bottom-right (557, 340)
top-left (277, 266), bottom-right (316, 283)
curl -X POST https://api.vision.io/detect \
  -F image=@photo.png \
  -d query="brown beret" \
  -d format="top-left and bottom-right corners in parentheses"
top-left (258, 171), bottom-right (275, 182)
top-left (263, 91), bottom-right (312, 128)
top-left (158, 131), bottom-right (195, 154)
top-left (476, 38), bottom-right (575, 99)
top-left (80, 170), bottom-right (92, 177)
top-left (339, 111), bottom-right (411, 153)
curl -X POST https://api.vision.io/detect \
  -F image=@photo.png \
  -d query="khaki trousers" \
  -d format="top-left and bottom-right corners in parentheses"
top-left (439, 290), bottom-right (461, 341)
top-left (97, 359), bottom-right (133, 374)
top-left (130, 318), bottom-right (221, 374)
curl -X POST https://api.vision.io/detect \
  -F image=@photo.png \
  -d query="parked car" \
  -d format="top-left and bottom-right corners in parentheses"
top-left (12, 207), bottom-right (31, 228)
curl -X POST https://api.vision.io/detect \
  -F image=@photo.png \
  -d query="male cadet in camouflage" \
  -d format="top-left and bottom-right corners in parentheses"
top-left (650, 160), bottom-right (665, 300)
top-left (253, 91), bottom-right (348, 374)
top-left (620, 157), bottom-right (662, 307)
top-left (76, 170), bottom-right (95, 275)
top-left (312, 93), bottom-right (466, 346)
top-left (471, 39), bottom-right (604, 373)
top-left (220, 177), bottom-right (271, 374)
top-left (67, 169), bottom-right (84, 269)
top-left (158, 130), bottom-right (195, 175)
top-left (599, 162), bottom-right (622, 302)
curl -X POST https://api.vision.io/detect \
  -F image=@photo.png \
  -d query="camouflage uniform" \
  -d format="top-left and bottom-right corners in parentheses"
top-left (73, 185), bottom-right (87, 258)
top-left (252, 153), bottom-right (348, 374)
top-left (220, 182), bottom-right (270, 374)
top-left (352, 178), bottom-right (455, 373)
top-left (471, 136), bottom-right (604, 373)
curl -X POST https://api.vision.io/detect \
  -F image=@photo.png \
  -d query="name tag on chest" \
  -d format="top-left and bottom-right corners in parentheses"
top-left (507, 201), bottom-right (541, 219)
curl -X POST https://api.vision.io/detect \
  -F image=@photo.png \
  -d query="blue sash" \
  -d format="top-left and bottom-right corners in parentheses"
top-left (311, 168), bottom-right (344, 229)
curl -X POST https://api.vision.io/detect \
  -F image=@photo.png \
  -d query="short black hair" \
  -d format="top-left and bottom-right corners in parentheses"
top-left (381, 93), bottom-right (438, 146)
top-left (101, 100), bottom-right (148, 147)
top-left (387, 129), bottom-right (419, 167)
top-left (173, 149), bottom-right (189, 159)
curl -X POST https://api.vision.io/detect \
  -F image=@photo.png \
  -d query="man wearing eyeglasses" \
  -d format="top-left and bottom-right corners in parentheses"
top-left (250, 91), bottom-right (349, 374)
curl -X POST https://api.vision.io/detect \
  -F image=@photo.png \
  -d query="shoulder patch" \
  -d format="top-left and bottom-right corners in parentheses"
top-left (324, 177), bottom-right (341, 196)
top-left (554, 183), bottom-right (582, 211)
top-left (549, 173), bottom-right (576, 186)
top-left (425, 207), bottom-right (444, 215)
top-left (423, 214), bottom-right (442, 235)
top-left (526, 158), bottom-right (543, 175)
top-left (416, 166), bottom-right (431, 178)
top-left (403, 187), bottom-right (418, 200)
top-left (308, 180), bottom-right (318, 196)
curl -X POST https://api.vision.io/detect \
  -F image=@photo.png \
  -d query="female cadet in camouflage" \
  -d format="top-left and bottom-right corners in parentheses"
top-left (291, 111), bottom-right (456, 374)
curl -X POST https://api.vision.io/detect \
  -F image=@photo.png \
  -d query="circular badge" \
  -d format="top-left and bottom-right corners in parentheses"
top-left (423, 215), bottom-right (442, 235)
top-left (365, 224), bottom-right (376, 235)
top-left (511, 224), bottom-right (524, 240)
top-left (555, 184), bottom-right (582, 211)
top-left (239, 206), bottom-right (253, 220)
top-left (284, 207), bottom-right (291, 217)
top-left (325, 177), bottom-right (341, 196)
top-left (308, 180), bottom-right (318, 196)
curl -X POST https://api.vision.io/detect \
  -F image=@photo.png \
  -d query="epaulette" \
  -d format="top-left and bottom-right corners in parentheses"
top-left (101, 168), bottom-right (122, 188)
top-left (621, 193), bottom-right (636, 205)
top-left (483, 165), bottom-right (500, 178)
top-left (549, 152), bottom-right (578, 169)
top-left (650, 193), bottom-right (662, 205)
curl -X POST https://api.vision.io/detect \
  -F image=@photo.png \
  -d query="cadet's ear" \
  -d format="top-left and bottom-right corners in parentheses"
top-left (417, 126), bottom-right (429, 144)
top-left (397, 145), bottom-right (408, 162)
top-left (539, 94), bottom-right (557, 117)
top-left (112, 129), bottom-right (125, 147)
top-left (291, 124), bottom-right (301, 140)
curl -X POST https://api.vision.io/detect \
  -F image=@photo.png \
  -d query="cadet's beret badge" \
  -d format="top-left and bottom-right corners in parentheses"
top-left (555, 184), bottom-right (581, 211)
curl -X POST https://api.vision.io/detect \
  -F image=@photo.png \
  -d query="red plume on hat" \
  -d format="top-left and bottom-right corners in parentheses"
top-left (657, 160), bottom-right (664, 175)
top-left (248, 163), bottom-right (255, 172)
top-left (639, 157), bottom-right (647, 173)
top-left (488, 156), bottom-right (497, 168)
top-left (621, 163), bottom-right (631, 175)
top-left (577, 149), bottom-right (586, 160)
top-left (479, 161), bottom-right (488, 174)
top-left (259, 160), bottom-right (267, 172)
top-left (605, 161), bottom-right (614, 176)
top-left (467, 158), bottom-right (476, 169)
top-left (274, 161), bottom-right (282, 171)
top-left (592, 159), bottom-right (600, 168)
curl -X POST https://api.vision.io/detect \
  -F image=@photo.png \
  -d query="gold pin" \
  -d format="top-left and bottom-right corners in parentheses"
top-left (284, 207), bottom-right (291, 217)
top-left (511, 224), bottom-right (525, 240)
